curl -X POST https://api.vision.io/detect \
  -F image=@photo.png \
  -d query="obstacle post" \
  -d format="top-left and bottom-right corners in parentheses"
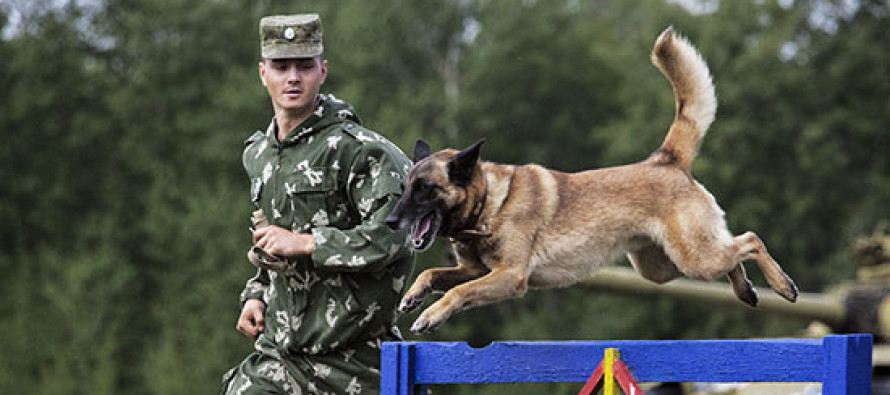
top-left (603, 348), bottom-right (618, 395)
top-left (380, 334), bottom-right (873, 395)
top-left (577, 347), bottom-right (643, 395)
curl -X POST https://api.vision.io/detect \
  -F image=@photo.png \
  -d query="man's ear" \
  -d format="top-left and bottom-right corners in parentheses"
top-left (413, 139), bottom-right (432, 163)
top-left (258, 61), bottom-right (267, 87)
top-left (319, 58), bottom-right (328, 85)
top-left (448, 139), bottom-right (485, 186)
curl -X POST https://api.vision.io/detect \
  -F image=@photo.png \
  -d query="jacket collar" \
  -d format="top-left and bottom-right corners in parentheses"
top-left (266, 94), bottom-right (362, 147)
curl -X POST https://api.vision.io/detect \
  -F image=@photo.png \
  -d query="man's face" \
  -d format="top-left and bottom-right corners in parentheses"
top-left (259, 57), bottom-right (328, 115)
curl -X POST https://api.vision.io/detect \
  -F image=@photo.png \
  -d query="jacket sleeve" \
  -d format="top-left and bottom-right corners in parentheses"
top-left (239, 131), bottom-right (272, 304)
top-left (310, 143), bottom-right (414, 272)
top-left (239, 268), bottom-right (269, 303)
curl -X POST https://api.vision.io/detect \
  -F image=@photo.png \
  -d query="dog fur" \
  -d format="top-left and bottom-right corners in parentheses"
top-left (385, 27), bottom-right (799, 334)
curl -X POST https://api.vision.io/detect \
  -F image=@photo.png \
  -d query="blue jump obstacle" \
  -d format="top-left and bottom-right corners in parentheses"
top-left (381, 334), bottom-right (873, 394)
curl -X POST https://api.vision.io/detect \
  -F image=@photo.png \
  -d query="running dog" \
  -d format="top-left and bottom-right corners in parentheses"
top-left (385, 27), bottom-right (798, 334)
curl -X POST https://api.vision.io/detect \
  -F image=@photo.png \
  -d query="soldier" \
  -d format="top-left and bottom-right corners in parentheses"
top-left (221, 14), bottom-right (415, 395)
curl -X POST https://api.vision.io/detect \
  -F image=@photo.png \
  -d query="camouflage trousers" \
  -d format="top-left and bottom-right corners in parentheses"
top-left (221, 335), bottom-right (382, 395)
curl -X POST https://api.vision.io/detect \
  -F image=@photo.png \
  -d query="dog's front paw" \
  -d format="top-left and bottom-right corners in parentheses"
top-left (410, 310), bottom-right (446, 334)
top-left (410, 299), bottom-right (458, 334)
top-left (398, 284), bottom-right (431, 313)
top-left (398, 296), bottom-right (422, 313)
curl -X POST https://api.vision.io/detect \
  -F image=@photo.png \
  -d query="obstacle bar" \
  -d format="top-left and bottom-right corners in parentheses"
top-left (381, 334), bottom-right (873, 394)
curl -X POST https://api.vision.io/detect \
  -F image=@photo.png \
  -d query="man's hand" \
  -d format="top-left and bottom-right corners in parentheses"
top-left (236, 299), bottom-right (266, 340)
top-left (252, 225), bottom-right (314, 257)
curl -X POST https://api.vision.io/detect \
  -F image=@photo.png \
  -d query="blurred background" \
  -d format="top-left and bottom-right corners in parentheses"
top-left (1, 0), bottom-right (887, 394)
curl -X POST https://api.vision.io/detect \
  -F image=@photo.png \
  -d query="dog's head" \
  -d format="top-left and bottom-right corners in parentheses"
top-left (385, 138), bottom-right (485, 250)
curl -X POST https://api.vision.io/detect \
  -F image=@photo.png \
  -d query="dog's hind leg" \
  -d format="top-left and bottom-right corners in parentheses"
top-left (631, 236), bottom-right (761, 306)
top-left (654, 211), bottom-right (770, 306)
top-left (727, 264), bottom-right (758, 307)
top-left (733, 231), bottom-right (798, 302)
top-left (627, 243), bottom-right (683, 284)
top-left (661, 215), bottom-right (798, 304)
top-left (399, 262), bottom-right (489, 313)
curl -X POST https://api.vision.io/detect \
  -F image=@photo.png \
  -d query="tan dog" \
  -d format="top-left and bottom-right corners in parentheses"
top-left (385, 27), bottom-right (798, 334)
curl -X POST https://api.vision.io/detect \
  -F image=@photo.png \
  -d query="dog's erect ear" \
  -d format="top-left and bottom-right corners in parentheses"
top-left (448, 139), bottom-right (485, 186)
top-left (413, 139), bottom-right (432, 163)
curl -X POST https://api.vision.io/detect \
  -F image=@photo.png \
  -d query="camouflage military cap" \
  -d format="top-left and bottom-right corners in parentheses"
top-left (259, 14), bottom-right (323, 59)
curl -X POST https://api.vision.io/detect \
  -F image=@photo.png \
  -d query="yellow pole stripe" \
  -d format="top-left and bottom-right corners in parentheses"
top-left (604, 348), bottom-right (619, 395)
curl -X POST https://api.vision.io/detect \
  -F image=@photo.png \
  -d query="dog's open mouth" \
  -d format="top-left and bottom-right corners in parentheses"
top-left (412, 211), bottom-right (440, 251)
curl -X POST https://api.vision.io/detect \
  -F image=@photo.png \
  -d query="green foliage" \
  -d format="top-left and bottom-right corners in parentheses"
top-left (1, 0), bottom-right (887, 394)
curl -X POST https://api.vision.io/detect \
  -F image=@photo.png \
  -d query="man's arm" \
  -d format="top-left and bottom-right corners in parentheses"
top-left (310, 195), bottom-right (410, 272)
top-left (235, 298), bottom-right (265, 339)
top-left (251, 195), bottom-right (407, 271)
top-left (310, 143), bottom-right (413, 272)
top-left (234, 268), bottom-right (269, 339)
top-left (253, 228), bottom-right (313, 257)
top-left (251, 143), bottom-right (412, 272)
top-left (239, 267), bottom-right (270, 302)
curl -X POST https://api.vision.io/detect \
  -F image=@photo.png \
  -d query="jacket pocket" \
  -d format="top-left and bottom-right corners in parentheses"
top-left (283, 167), bottom-right (339, 231)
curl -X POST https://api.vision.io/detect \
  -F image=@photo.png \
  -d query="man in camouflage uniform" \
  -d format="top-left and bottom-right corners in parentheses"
top-left (221, 14), bottom-right (415, 395)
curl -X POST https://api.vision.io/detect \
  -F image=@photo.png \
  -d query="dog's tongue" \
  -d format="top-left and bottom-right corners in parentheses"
top-left (413, 214), bottom-right (433, 245)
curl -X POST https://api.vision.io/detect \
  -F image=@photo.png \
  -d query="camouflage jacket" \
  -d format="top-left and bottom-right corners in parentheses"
top-left (240, 94), bottom-right (414, 355)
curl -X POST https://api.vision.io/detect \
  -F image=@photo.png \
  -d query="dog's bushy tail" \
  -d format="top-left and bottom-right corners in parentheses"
top-left (649, 27), bottom-right (717, 172)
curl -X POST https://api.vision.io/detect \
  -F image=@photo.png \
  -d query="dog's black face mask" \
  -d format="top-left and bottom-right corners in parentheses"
top-left (390, 183), bottom-right (442, 251)
top-left (385, 139), bottom-right (484, 251)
